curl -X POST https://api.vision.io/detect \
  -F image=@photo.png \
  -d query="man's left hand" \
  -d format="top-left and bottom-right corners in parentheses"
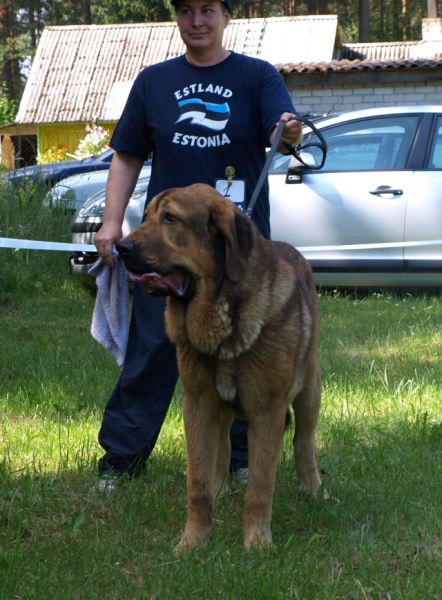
top-left (271, 112), bottom-right (303, 153)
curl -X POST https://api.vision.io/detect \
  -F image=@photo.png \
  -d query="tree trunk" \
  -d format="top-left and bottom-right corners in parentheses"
top-left (428, 0), bottom-right (438, 18)
top-left (402, 0), bottom-right (407, 40)
top-left (359, 0), bottom-right (370, 42)
top-left (81, 0), bottom-right (91, 24)
top-left (0, 3), bottom-right (21, 102)
top-left (380, 0), bottom-right (384, 41)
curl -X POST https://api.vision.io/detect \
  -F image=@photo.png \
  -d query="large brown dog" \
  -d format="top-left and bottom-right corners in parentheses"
top-left (116, 183), bottom-right (323, 551)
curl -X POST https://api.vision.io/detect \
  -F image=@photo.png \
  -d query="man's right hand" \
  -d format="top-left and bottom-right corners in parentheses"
top-left (94, 221), bottom-right (123, 267)
top-left (94, 151), bottom-right (144, 267)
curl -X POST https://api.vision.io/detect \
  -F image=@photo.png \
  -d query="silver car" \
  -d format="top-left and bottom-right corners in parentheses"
top-left (70, 106), bottom-right (442, 287)
top-left (45, 164), bottom-right (152, 215)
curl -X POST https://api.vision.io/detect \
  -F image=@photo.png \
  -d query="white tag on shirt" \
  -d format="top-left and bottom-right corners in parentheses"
top-left (215, 179), bottom-right (246, 212)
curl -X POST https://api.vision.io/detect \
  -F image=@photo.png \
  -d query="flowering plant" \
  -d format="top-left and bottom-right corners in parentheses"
top-left (73, 123), bottom-right (110, 159)
top-left (38, 145), bottom-right (70, 164)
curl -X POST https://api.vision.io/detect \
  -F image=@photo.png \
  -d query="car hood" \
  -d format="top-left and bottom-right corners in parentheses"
top-left (2, 157), bottom-right (93, 182)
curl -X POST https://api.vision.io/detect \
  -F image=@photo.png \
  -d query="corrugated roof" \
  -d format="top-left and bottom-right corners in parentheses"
top-left (17, 16), bottom-right (341, 124)
top-left (274, 36), bottom-right (442, 76)
top-left (276, 57), bottom-right (442, 74)
top-left (338, 40), bottom-right (442, 61)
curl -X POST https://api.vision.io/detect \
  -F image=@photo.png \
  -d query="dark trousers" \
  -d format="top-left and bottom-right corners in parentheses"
top-left (98, 283), bottom-right (248, 476)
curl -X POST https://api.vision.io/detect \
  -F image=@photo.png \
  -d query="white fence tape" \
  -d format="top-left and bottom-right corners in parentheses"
top-left (0, 237), bottom-right (442, 254)
top-left (0, 237), bottom-right (96, 252)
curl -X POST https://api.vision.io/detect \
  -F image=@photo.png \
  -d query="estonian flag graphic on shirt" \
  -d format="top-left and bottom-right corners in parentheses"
top-left (176, 99), bottom-right (230, 131)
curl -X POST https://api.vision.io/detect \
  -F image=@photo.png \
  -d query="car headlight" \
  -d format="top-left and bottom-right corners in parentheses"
top-left (78, 190), bottom-right (106, 218)
top-left (130, 188), bottom-right (148, 203)
top-left (77, 184), bottom-right (148, 218)
top-left (45, 187), bottom-right (76, 209)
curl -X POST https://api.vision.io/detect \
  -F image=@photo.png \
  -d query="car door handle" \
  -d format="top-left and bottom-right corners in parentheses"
top-left (369, 186), bottom-right (403, 196)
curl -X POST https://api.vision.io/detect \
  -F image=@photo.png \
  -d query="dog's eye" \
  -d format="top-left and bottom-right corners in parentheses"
top-left (163, 212), bottom-right (178, 224)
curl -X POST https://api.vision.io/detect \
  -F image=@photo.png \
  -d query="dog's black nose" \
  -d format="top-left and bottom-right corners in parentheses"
top-left (116, 239), bottom-right (135, 256)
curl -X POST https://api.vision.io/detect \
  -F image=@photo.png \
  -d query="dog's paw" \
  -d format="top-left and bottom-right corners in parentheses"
top-left (244, 528), bottom-right (273, 552)
top-left (298, 478), bottom-right (329, 500)
top-left (173, 531), bottom-right (209, 556)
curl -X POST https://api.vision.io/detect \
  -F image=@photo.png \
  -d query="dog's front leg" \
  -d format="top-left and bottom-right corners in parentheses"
top-left (243, 408), bottom-right (286, 551)
top-left (213, 412), bottom-right (233, 496)
top-left (175, 393), bottom-right (222, 553)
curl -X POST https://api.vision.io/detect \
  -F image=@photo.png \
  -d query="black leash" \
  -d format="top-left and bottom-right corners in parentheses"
top-left (246, 120), bottom-right (285, 218)
top-left (284, 115), bottom-right (328, 170)
top-left (246, 116), bottom-right (327, 218)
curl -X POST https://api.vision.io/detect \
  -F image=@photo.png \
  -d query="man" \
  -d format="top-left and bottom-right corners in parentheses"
top-left (94, 0), bottom-right (303, 489)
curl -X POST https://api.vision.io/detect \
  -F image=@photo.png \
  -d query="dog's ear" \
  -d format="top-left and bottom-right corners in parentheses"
top-left (211, 204), bottom-right (255, 282)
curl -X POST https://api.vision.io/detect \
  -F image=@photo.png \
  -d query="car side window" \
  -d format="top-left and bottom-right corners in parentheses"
top-left (428, 117), bottom-right (442, 169)
top-left (270, 153), bottom-right (292, 173)
top-left (306, 116), bottom-right (419, 172)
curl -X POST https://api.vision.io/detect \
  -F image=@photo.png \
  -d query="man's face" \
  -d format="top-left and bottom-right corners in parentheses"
top-left (176, 1), bottom-right (230, 53)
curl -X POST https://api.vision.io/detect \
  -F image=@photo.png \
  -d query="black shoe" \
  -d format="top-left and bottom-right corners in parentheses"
top-left (95, 474), bottom-right (119, 492)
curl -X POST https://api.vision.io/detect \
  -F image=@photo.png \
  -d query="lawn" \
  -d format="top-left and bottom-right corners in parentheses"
top-left (1, 182), bottom-right (442, 599)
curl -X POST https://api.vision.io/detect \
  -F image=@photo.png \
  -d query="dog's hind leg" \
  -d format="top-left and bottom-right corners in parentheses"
top-left (292, 365), bottom-right (323, 498)
top-left (243, 406), bottom-right (287, 551)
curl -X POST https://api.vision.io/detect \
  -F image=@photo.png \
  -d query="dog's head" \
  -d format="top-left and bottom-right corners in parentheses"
top-left (116, 184), bottom-right (255, 299)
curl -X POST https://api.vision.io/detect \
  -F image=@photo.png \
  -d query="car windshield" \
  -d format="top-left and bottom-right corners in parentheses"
top-left (83, 148), bottom-right (114, 162)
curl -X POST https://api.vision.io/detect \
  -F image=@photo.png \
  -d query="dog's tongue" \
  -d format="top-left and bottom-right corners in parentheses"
top-left (130, 271), bottom-right (160, 284)
top-left (129, 271), bottom-right (188, 297)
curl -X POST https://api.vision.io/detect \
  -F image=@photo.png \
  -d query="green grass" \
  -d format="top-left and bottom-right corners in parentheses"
top-left (1, 182), bottom-right (442, 599)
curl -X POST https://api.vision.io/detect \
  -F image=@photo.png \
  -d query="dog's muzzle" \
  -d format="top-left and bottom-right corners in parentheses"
top-left (116, 238), bottom-right (194, 298)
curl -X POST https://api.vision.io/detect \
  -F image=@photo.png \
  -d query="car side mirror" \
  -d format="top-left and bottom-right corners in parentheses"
top-left (285, 152), bottom-right (316, 184)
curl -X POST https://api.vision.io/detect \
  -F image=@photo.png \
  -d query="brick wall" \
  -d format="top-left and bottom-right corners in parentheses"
top-left (289, 81), bottom-right (442, 116)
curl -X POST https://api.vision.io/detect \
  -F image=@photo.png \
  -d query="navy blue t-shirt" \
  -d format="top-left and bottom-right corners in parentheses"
top-left (110, 52), bottom-right (295, 238)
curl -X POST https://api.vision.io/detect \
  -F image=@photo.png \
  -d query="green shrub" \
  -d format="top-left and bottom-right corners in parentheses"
top-left (0, 179), bottom-right (74, 303)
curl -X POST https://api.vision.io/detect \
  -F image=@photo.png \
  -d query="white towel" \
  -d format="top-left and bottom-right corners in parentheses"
top-left (89, 249), bottom-right (129, 366)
